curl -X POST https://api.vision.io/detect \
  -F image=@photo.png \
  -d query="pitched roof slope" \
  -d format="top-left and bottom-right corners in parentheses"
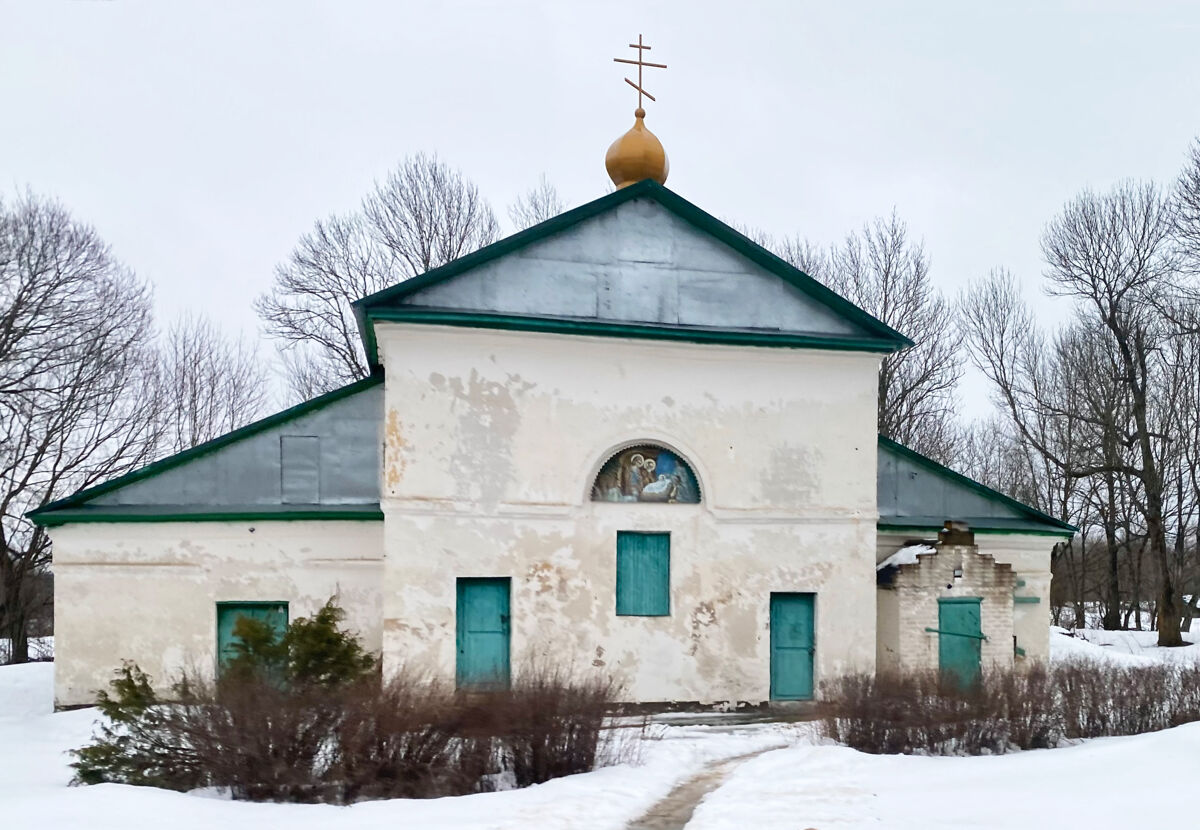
top-left (877, 435), bottom-right (1077, 536)
top-left (353, 179), bottom-right (913, 364)
top-left (28, 375), bottom-right (384, 526)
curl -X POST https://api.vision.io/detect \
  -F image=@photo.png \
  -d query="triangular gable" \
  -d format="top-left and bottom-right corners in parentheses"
top-left (877, 435), bottom-right (1076, 536)
top-left (353, 180), bottom-right (912, 364)
top-left (28, 376), bottom-right (384, 526)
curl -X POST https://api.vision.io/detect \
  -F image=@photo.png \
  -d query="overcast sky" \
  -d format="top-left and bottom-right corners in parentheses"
top-left (3, 1), bottom-right (1199, 411)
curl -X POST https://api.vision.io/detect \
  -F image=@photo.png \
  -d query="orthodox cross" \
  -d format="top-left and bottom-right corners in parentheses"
top-left (614, 34), bottom-right (667, 109)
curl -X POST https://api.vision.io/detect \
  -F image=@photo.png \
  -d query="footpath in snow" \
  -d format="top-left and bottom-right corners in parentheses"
top-left (0, 662), bottom-right (791, 830)
top-left (2, 627), bottom-right (1199, 830)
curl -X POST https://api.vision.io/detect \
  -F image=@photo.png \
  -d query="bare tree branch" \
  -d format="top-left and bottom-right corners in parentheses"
top-left (508, 175), bottom-right (565, 231)
top-left (0, 190), bottom-right (160, 663)
top-left (257, 153), bottom-right (500, 400)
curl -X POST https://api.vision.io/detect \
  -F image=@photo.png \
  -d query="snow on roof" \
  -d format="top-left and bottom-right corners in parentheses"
top-left (876, 544), bottom-right (936, 571)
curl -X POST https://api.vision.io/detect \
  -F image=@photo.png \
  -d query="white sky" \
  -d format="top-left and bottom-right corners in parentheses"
top-left (3, 1), bottom-right (1199, 413)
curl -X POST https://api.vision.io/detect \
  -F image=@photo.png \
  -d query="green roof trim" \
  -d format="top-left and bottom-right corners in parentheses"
top-left (365, 308), bottom-right (903, 353)
top-left (878, 434), bottom-right (1078, 535)
top-left (876, 521), bottom-right (1074, 538)
top-left (31, 505), bottom-right (384, 528)
top-left (27, 373), bottom-right (384, 523)
top-left (351, 179), bottom-right (913, 365)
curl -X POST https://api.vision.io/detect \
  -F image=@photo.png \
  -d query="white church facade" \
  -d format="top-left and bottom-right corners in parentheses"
top-left (32, 180), bottom-right (1074, 708)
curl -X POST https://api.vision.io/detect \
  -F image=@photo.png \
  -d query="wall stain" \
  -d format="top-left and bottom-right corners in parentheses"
top-left (384, 408), bottom-right (408, 490)
top-left (527, 561), bottom-right (556, 594)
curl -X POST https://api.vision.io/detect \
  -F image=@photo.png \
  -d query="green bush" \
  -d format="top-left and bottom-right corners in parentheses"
top-left (71, 663), bottom-right (201, 789)
top-left (221, 600), bottom-right (376, 689)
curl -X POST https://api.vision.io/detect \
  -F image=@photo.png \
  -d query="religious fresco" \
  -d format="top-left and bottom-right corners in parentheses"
top-left (591, 445), bottom-right (700, 504)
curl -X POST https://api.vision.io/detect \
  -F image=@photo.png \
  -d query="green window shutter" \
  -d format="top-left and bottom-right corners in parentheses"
top-left (216, 601), bottom-right (288, 668)
top-left (616, 532), bottom-right (670, 616)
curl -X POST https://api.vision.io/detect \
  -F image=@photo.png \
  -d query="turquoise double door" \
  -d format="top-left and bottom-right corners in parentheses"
top-left (456, 577), bottom-right (511, 690)
top-left (770, 593), bottom-right (815, 700)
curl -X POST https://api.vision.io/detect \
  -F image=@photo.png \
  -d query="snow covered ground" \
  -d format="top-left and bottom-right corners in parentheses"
top-left (687, 724), bottom-right (1200, 829)
top-left (2, 629), bottom-right (1199, 829)
top-left (0, 662), bottom-right (792, 830)
top-left (0, 636), bottom-right (53, 664)
top-left (1050, 625), bottom-right (1200, 665)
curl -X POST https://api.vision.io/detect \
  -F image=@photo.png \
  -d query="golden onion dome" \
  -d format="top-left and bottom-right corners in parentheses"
top-left (605, 108), bottom-right (669, 188)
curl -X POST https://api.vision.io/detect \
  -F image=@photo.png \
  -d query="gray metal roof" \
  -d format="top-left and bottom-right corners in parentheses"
top-left (876, 435), bottom-right (1075, 536)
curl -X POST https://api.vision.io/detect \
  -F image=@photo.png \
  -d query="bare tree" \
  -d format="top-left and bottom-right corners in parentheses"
top-left (158, 313), bottom-right (269, 453)
top-left (965, 181), bottom-right (1198, 645)
top-left (508, 175), bottom-right (566, 231)
top-left (733, 224), bottom-right (828, 276)
top-left (1175, 138), bottom-right (1200, 275)
top-left (1043, 182), bottom-right (1191, 645)
top-left (822, 213), bottom-right (962, 462)
top-left (257, 153), bottom-right (500, 400)
top-left (738, 214), bottom-right (961, 462)
top-left (0, 192), bottom-right (160, 663)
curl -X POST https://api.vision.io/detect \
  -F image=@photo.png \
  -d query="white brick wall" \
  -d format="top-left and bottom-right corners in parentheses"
top-left (877, 542), bottom-right (1016, 676)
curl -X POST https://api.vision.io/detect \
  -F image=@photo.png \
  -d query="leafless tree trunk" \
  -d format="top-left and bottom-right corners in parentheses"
top-left (508, 175), bottom-right (565, 231)
top-left (0, 192), bottom-right (160, 663)
top-left (1042, 182), bottom-right (1189, 645)
top-left (157, 313), bottom-right (269, 453)
top-left (256, 153), bottom-right (500, 401)
top-left (965, 180), bottom-right (1196, 645)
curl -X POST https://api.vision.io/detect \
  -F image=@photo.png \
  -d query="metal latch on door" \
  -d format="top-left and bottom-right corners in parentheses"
top-left (924, 628), bottom-right (987, 640)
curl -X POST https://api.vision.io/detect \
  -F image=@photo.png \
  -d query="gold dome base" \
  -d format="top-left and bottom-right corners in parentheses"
top-left (605, 108), bottom-right (669, 189)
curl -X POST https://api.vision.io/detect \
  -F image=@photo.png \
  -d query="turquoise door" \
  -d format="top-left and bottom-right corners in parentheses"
top-left (938, 598), bottom-right (983, 690)
top-left (456, 578), bottom-right (511, 690)
top-left (770, 593), bottom-right (815, 700)
top-left (216, 601), bottom-right (287, 668)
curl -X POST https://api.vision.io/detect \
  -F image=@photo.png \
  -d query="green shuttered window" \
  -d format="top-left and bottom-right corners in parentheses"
top-left (616, 531), bottom-right (670, 616)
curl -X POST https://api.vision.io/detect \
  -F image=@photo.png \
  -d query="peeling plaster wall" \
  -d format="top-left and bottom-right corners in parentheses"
top-left (877, 532), bottom-right (1054, 665)
top-left (50, 521), bottom-right (382, 707)
top-left (377, 324), bottom-right (881, 703)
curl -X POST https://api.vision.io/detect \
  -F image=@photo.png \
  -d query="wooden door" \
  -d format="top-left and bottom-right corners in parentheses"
top-left (770, 593), bottom-right (815, 700)
top-left (938, 598), bottom-right (983, 690)
top-left (456, 578), bottom-right (511, 690)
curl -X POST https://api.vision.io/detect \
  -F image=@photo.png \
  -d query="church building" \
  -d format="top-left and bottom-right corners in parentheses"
top-left (31, 90), bottom-right (1074, 708)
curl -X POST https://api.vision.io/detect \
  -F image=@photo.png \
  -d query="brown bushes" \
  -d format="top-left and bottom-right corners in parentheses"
top-left (72, 603), bottom-right (626, 802)
top-left (72, 663), bottom-right (626, 802)
top-left (820, 661), bottom-right (1200, 755)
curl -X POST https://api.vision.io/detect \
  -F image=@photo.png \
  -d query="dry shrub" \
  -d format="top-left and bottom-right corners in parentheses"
top-left (490, 663), bottom-right (623, 787)
top-left (821, 661), bottom-right (1200, 756)
top-left (73, 661), bottom-right (625, 802)
top-left (332, 673), bottom-right (492, 801)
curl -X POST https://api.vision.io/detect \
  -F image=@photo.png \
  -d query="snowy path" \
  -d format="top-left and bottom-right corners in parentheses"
top-left (625, 746), bottom-right (786, 830)
top-left (0, 663), bottom-right (794, 830)
top-left (5, 629), bottom-right (1200, 830)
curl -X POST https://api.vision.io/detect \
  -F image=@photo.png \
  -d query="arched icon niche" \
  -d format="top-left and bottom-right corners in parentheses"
top-left (590, 444), bottom-right (701, 504)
